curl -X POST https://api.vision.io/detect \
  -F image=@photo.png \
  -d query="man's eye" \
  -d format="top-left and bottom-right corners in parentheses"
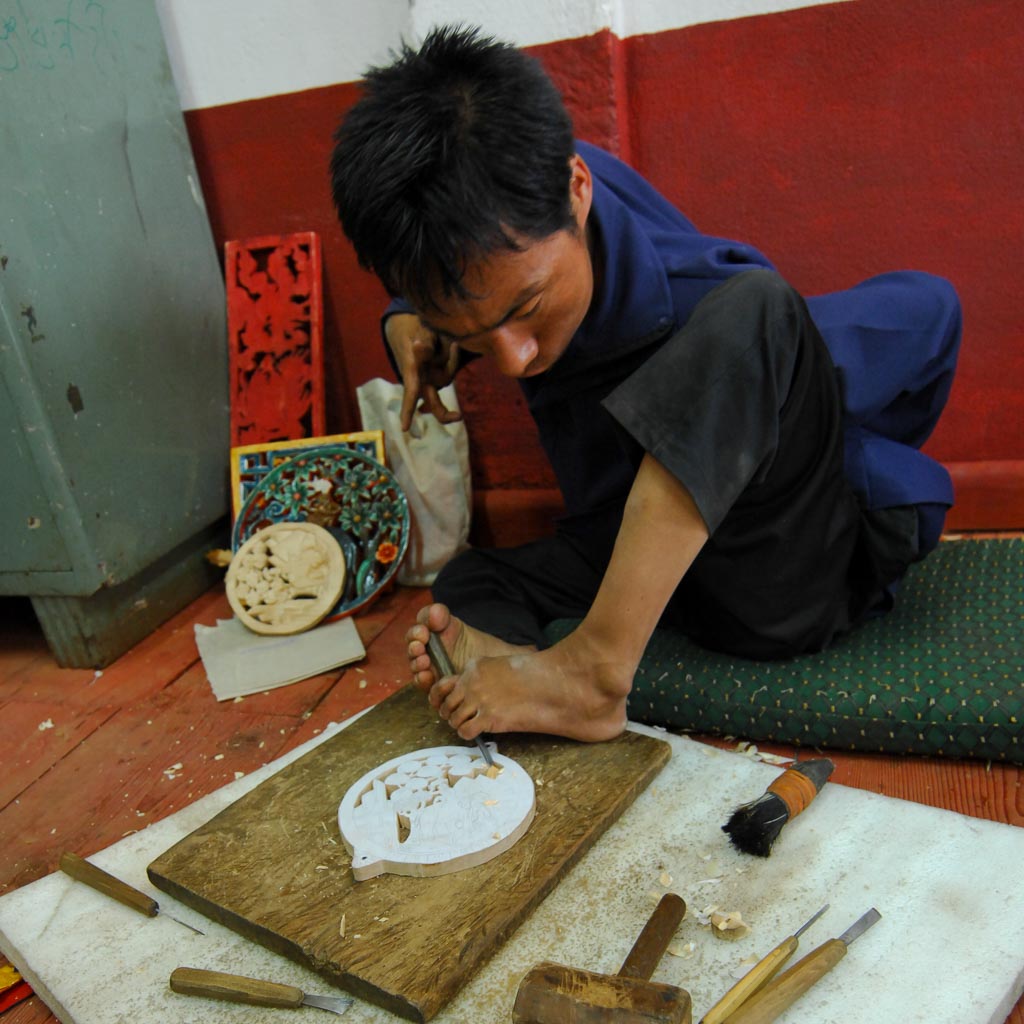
top-left (517, 301), bottom-right (541, 320)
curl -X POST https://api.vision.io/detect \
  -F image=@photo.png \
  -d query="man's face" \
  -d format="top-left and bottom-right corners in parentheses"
top-left (418, 157), bottom-right (594, 379)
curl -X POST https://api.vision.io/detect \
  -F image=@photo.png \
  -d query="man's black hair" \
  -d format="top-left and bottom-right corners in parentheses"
top-left (330, 25), bottom-right (576, 310)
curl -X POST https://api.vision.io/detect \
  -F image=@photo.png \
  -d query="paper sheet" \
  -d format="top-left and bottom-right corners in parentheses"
top-left (194, 616), bottom-right (365, 699)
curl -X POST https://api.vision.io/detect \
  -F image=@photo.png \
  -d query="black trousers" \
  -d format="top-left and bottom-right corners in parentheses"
top-left (435, 271), bottom-right (918, 660)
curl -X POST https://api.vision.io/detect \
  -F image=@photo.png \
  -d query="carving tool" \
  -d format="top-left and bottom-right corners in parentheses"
top-left (700, 904), bottom-right (829, 1024)
top-left (512, 892), bottom-right (690, 1023)
top-left (721, 908), bottom-right (881, 1024)
top-left (59, 852), bottom-right (204, 935)
top-left (170, 967), bottom-right (352, 1016)
top-left (722, 758), bottom-right (835, 856)
top-left (426, 632), bottom-right (495, 766)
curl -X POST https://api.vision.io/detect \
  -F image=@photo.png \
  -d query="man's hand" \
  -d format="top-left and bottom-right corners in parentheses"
top-left (384, 313), bottom-right (463, 431)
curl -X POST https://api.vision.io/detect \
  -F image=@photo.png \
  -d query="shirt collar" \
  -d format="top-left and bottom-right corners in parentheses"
top-left (572, 168), bottom-right (677, 361)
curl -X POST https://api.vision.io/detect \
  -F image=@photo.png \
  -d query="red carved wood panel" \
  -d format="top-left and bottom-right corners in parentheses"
top-left (225, 232), bottom-right (326, 446)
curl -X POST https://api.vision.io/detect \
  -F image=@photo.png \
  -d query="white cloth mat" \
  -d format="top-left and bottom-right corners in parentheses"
top-left (1, 719), bottom-right (1022, 1023)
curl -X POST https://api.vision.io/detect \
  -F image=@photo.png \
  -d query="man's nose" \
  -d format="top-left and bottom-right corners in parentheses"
top-left (490, 327), bottom-right (539, 377)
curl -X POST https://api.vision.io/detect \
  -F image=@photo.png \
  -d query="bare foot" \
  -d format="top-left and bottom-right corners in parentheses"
top-left (414, 614), bottom-right (635, 743)
top-left (406, 603), bottom-right (533, 692)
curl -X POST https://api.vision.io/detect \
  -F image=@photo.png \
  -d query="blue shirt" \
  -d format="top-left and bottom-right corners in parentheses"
top-left (386, 141), bottom-right (960, 555)
top-left (519, 142), bottom-right (960, 553)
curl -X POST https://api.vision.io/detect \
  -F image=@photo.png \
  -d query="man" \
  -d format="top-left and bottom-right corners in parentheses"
top-left (330, 26), bottom-right (961, 743)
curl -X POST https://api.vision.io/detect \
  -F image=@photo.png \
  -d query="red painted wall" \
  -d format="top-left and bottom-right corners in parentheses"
top-left (623, 0), bottom-right (1023, 470)
top-left (183, 0), bottom-right (1023, 529)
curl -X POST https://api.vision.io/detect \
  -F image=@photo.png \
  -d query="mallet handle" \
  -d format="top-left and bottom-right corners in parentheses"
top-left (618, 893), bottom-right (687, 980)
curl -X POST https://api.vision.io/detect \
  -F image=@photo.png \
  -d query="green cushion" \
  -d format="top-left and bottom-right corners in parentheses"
top-left (545, 538), bottom-right (1023, 764)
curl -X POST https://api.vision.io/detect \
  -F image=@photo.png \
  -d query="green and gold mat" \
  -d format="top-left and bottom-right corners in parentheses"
top-left (547, 538), bottom-right (1023, 763)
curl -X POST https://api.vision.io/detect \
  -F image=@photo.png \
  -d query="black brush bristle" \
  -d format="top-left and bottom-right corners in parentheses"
top-left (722, 792), bottom-right (789, 857)
top-left (722, 758), bottom-right (835, 857)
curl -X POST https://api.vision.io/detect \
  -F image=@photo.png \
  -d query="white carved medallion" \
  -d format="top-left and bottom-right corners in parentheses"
top-left (337, 746), bottom-right (535, 880)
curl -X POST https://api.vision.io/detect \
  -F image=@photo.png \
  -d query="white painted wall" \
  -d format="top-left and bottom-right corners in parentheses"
top-left (155, 0), bottom-right (848, 111)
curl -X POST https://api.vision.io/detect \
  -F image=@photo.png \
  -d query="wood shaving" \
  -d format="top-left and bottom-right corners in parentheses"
top-left (711, 910), bottom-right (750, 941)
top-left (667, 940), bottom-right (696, 959)
top-left (484, 799), bottom-right (499, 806)
top-left (757, 751), bottom-right (796, 766)
top-left (339, 914), bottom-right (346, 938)
top-left (659, 871), bottom-right (673, 886)
top-left (205, 548), bottom-right (232, 567)
top-left (485, 764), bottom-right (502, 779)
top-left (695, 905), bottom-right (719, 926)
top-left (732, 740), bottom-right (794, 766)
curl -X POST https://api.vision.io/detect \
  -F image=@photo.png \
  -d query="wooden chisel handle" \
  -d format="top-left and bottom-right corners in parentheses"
top-left (170, 967), bottom-right (305, 1008)
top-left (701, 936), bottom-right (798, 1024)
top-left (59, 852), bottom-right (158, 918)
top-left (722, 939), bottom-right (848, 1024)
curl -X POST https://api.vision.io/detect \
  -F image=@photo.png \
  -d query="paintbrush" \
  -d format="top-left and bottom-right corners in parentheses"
top-left (722, 758), bottom-right (835, 857)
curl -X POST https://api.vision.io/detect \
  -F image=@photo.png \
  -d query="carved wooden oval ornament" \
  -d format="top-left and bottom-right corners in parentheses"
top-left (226, 521), bottom-right (345, 635)
top-left (337, 745), bottom-right (536, 880)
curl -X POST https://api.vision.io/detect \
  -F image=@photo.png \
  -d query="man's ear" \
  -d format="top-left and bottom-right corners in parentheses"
top-left (568, 155), bottom-right (593, 230)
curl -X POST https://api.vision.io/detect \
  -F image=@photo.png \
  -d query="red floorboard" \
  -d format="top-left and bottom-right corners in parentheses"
top-left (0, 585), bottom-right (1020, 1022)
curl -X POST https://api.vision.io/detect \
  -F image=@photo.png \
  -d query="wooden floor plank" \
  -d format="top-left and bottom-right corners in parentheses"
top-left (0, 700), bottom-right (116, 811)
top-left (0, 646), bottom-right (50, 690)
top-left (0, 580), bottom-right (1021, 1024)
top-left (1, 692), bottom-right (304, 895)
top-left (0, 588), bottom-right (228, 707)
top-left (826, 750), bottom-right (1024, 826)
top-left (283, 588), bottom-right (431, 753)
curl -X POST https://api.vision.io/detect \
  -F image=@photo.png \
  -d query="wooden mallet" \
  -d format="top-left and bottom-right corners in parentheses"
top-left (512, 893), bottom-right (691, 1024)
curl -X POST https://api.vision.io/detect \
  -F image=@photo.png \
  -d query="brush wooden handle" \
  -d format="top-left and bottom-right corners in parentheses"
top-left (59, 852), bottom-right (158, 918)
top-left (170, 968), bottom-right (305, 1008)
top-left (721, 939), bottom-right (847, 1024)
top-left (618, 892), bottom-right (687, 980)
top-left (701, 935), bottom-right (798, 1023)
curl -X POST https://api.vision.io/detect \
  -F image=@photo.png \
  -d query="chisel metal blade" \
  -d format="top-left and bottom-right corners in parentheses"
top-left (838, 907), bottom-right (881, 946)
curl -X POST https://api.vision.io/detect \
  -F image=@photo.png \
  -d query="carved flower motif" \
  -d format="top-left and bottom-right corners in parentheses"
top-left (375, 542), bottom-right (399, 564)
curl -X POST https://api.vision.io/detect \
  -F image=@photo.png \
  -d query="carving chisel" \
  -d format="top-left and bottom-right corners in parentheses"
top-left (426, 632), bottom-right (495, 766)
top-left (700, 904), bottom-right (829, 1023)
top-left (170, 967), bottom-right (352, 1016)
top-left (59, 852), bottom-right (204, 935)
top-left (720, 908), bottom-right (881, 1024)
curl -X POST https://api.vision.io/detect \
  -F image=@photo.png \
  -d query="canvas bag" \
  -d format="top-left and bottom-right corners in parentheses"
top-left (357, 378), bottom-right (472, 586)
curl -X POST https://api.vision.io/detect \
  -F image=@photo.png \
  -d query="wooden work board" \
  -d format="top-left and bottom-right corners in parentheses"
top-left (148, 685), bottom-right (671, 1022)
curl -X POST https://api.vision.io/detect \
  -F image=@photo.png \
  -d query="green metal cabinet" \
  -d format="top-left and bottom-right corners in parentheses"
top-left (1, 1), bottom-right (228, 665)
